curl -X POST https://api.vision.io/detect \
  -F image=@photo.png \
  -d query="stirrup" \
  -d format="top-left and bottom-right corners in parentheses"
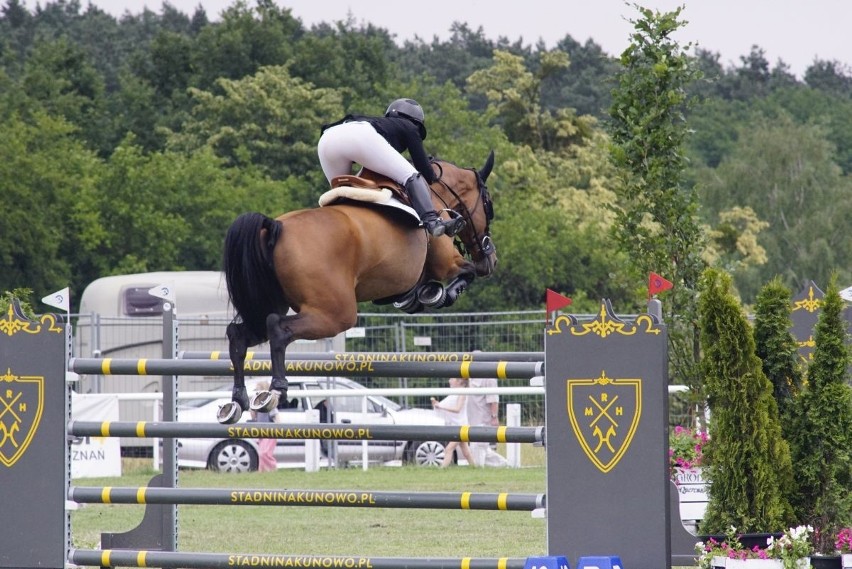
top-left (441, 215), bottom-right (466, 237)
top-left (423, 214), bottom-right (465, 237)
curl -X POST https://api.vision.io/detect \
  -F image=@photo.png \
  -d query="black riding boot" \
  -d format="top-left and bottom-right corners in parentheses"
top-left (404, 173), bottom-right (465, 237)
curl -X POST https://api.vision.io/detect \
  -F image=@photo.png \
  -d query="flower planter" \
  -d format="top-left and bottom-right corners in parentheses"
top-left (712, 558), bottom-right (811, 569)
top-left (700, 533), bottom-right (784, 550)
top-left (809, 555), bottom-right (841, 569)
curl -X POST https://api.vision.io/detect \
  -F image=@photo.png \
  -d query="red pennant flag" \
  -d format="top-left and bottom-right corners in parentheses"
top-left (648, 272), bottom-right (674, 296)
top-left (546, 288), bottom-right (572, 313)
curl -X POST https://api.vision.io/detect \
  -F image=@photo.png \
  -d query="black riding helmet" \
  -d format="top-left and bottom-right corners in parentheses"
top-left (385, 98), bottom-right (427, 140)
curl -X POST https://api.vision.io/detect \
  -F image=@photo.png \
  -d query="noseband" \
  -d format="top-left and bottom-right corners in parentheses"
top-left (431, 161), bottom-right (496, 264)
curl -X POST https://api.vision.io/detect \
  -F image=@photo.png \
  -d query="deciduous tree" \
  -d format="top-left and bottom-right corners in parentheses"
top-left (608, 4), bottom-right (705, 387)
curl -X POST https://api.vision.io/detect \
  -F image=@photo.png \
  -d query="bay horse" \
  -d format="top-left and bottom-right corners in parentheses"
top-left (217, 151), bottom-right (497, 423)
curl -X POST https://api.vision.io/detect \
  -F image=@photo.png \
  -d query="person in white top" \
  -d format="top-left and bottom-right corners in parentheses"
top-left (431, 377), bottom-right (476, 467)
top-left (467, 377), bottom-right (508, 467)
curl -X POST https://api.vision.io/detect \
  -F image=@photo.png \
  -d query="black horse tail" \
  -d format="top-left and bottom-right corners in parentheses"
top-left (223, 212), bottom-right (286, 341)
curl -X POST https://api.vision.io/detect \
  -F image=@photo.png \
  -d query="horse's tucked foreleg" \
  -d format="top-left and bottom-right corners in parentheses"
top-left (442, 273), bottom-right (474, 308)
top-left (217, 322), bottom-right (254, 424)
top-left (250, 313), bottom-right (294, 413)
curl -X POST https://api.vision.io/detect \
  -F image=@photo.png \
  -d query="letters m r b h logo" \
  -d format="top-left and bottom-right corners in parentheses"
top-left (0, 369), bottom-right (44, 468)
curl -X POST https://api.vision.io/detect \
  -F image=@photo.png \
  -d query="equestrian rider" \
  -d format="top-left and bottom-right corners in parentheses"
top-left (317, 98), bottom-right (465, 237)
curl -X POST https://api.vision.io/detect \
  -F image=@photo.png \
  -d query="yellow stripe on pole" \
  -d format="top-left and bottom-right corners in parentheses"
top-left (101, 487), bottom-right (112, 504)
top-left (496, 426), bottom-right (507, 443)
top-left (101, 359), bottom-right (111, 374)
top-left (461, 557), bottom-right (471, 569)
top-left (100, 422), bottom-right (111, 437)
top-left (246, 352), bottom-right (255, 361)
top-left (498, 558), bottom-right (508, 569)
top-left (460, 492), bottom-right (471, 509)
top-left (210, 351), bottom-right (220, 360)
top-left (459, 426), bottom-right (470, 442)
top-left (137, 551), bottom-right (147, 567)
top-left (496, 362), bottom-right (508, 379)
top-left (136, 422), bottom-right (146, 438)
top-left (497, 493), bottom-right (508, 510)
top-left (136, 359), bottom-right (147, 375)
top-left (137, 487), bottom-right (147, 504)
top-left (460, 361), bottom-right (471, 378)
top-left (100, 550), bottom-right (111, 567)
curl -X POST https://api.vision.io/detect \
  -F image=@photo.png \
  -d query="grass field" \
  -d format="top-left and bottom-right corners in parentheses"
top-left (71, 457), bottom-right (548, 558)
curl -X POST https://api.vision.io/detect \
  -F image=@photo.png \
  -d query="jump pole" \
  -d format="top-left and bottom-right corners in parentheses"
top-left (68, 550), bottom-right (530, 569)
top-left (179, 350), bottom-right (544, 362)
top-left (68, 357), bottom-right (543, 380)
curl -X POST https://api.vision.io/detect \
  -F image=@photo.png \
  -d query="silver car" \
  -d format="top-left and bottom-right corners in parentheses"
top-left (176, 377), bottom-right (448, 473)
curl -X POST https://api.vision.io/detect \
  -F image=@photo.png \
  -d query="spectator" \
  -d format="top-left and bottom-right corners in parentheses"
top-left (468, 376), bottom-right (508, 467)
top-left (431, 377), bottom-right (476, 467)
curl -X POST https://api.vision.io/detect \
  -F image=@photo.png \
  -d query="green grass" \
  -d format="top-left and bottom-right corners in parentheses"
top-left (71, 459), bottom-right (547, 558)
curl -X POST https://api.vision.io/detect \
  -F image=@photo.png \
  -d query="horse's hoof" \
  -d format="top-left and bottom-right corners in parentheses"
top-left (217, 401), bottom-right (243, 424)
top-left (417, 281), bottom-right (447, 308)
top-left (392, 290), bottom-right (423, 314)
top-left (442, 278), bottom-right (469, 308)
top-left (250, 390), bottom-right (279, 412)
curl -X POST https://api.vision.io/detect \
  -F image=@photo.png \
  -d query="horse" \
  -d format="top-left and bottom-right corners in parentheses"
top-left (217, 151), bottom-right (497, 424)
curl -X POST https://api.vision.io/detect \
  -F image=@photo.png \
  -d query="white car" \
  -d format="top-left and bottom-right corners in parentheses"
top-left (176, 377), bottom-right (448, 473)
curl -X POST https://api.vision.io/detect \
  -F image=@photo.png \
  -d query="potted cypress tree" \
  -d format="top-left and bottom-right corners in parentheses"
top-left (697, 268), bottom-right (795, 537)
top-left (752, 277), bottom-right (804, 439)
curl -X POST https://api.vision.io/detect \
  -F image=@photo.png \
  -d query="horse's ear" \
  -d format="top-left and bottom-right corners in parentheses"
top-left (479, 150), bottom-right (495, 182)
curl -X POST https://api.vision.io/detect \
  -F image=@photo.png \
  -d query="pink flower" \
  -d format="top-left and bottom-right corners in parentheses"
top-left (836, 527), bottom-right (852, 553)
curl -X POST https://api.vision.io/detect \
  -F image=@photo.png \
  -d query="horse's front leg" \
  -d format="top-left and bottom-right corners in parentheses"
top-left (441, 272), bottom-right (475, 308)
top-left (217, 322), bottom-right (254, 424)
top-left (250, 313), bottom-right (294, 412)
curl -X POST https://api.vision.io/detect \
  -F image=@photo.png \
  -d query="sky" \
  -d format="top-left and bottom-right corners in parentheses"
top-left (25, 0), bottom-right (852, 79)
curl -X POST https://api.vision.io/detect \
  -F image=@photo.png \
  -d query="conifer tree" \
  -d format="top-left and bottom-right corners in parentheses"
top-left (787, 277), bottom-right (852, 552)
top-left (698, 268), bottom-right (794, 533)
top-left (752, 277), bottom-right (803, 439)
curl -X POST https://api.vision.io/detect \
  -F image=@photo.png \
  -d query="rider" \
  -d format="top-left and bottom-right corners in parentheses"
top-left (317, 98), bottom-right (465, 237)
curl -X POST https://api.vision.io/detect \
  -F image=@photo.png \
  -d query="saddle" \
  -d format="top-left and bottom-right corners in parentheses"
top-left (318, 172), bottom-right (413, 208)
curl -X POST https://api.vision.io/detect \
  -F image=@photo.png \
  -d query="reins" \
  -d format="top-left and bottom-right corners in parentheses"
top-left (431, 162), bottom-right (495, 262)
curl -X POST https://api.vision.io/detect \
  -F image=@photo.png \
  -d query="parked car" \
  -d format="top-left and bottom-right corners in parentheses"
top-left (176, 377), bottom-right (448, 473)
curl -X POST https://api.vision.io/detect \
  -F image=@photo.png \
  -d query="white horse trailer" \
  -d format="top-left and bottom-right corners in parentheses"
top-left (74, 271), bottom-right (344, 455)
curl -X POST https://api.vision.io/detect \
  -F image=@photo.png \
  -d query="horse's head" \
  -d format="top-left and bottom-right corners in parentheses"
top-left (431, 151), bottom-right (497, 278)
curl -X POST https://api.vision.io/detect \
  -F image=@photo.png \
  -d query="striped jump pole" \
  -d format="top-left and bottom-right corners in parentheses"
top-left (68, 421), bottom-right (545, 445)
top-left (179, 351), bottom-right (544, 362)
top-left (68, 549), bottom-right (528, 569)
top-left (68, 357), bottom-right (544, 380)
top-left (70, 487), bottom-right (546, 511)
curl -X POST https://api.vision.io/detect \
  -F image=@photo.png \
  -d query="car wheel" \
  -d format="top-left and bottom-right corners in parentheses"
top-left (208, 440), bottom-right (258, 473)
top-left (405, 440), bottom-right (446, 466)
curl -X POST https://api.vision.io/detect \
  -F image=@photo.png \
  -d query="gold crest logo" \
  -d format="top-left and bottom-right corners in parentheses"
top-left (566, 371), bottom-right (641, 473)
top-left (0, 368), bottom-right (44, 467)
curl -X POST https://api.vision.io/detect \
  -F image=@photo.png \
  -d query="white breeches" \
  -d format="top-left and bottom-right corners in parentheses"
top-left (318, 121), bottom-right (418, 184)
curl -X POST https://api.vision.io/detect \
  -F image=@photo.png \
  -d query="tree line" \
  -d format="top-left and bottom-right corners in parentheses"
top-left (1, 0), bottom-right (851, 313)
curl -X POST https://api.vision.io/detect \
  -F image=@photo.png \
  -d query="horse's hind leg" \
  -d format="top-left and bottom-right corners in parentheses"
top-left (250, 313), bottom-right (295, 412)
top-left (217, 322), bottom-right (257, 424)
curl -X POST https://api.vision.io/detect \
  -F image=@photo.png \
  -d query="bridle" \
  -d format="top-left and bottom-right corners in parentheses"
top-left (431, 161), bottom-right (496, 264)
